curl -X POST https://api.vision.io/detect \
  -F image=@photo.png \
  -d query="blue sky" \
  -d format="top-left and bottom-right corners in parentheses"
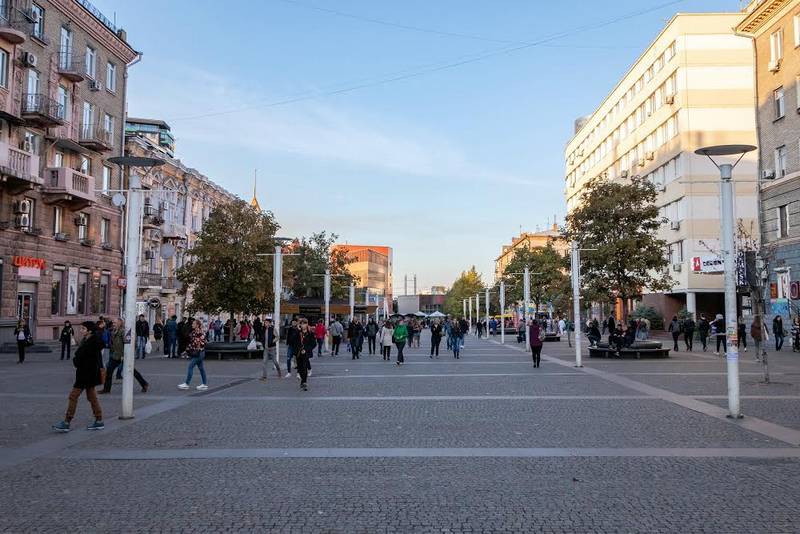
top-left (93, 0), bottom-right (738, 294)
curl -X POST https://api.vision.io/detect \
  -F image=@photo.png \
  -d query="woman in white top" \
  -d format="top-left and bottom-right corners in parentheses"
top-left (14, 320), bottom-right (31, 364)
top-left (379, 321), bottom-right (394, 361)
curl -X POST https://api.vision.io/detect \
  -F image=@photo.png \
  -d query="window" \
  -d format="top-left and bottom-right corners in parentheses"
top-left (668, 241), bottom-right (684, 264)
top-left (53, 206), bottom-right (62, 234)
top-left (82, 101), bottom-right (93, 130)
top-left (98, 273), bottom-right (109, 314)
top-left (104, 113), bottom-right (113, 144)
top-left (26, 69), bottom-right (39, 100)
top-left (775, 145), bottom-right (788, 177)
top-left (777, 205), bottom-right (790, 238)
top-left (51, 269), bottom-right (63, 315)
top-left (775, 86), bottom-right (785, 118)
top-left (0, 49), bottom-right (8, 89)
top-left (59, 27), bottom-right (72, 68)
top-left (102, 165), bottom-right (111, 193)
top-left (77, 271), bottom-right (88, 314)
top-left (77, 212), bottom-right (88, 240)
top-left (795, 15), bottom-right (800, 48)
top-left (85, 46), bottom-right (96, 78)
top-left (57, 85), bottom-right (69, 121)
top-left (53, 151), bottom-right (63, 167)
top-left (665, 41), bottom-right (676, 61)
top-left (100, 217), bottom-right (110, 244)
top-left (770, 29), bottom-right (783, 65)
top-left (79, 154), bottom-right (90, 174)
top-left (23, 131), bottom-right (39, 154)
top-left (106, 62), bottom-right (116, 92)
top-left (31, 3), bottom-right (44, 40)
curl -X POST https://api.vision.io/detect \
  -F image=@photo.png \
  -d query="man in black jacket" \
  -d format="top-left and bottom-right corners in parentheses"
top-left (52, 321), bottom-right (104, 432)
top-left (285, 318), bottom-right (299, 378)
top-left (260, 318), bottom-right (281, 381)
top-left (430, 320), bottom-right (443, 358)
top-left (135, 314), bottom-right (149, 359)
top-left (290, 319), bottom-right (317, 390)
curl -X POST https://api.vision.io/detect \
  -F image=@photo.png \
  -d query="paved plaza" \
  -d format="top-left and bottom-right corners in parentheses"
top-left (2, 335), bottom-right (800, 533)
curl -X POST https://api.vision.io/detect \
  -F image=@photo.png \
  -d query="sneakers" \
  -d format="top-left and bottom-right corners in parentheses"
top-left (86, 420), bottom-right (105, 431)
top-left (301, 383), bottom-right (308, 391)
top-left (52, 421), bottom-right (70, 433)
top-left (141, 384), bottom-right (149, 393)
top-left (259, 377), bottom-right (267, 382)
top-left (308, 370), bottom-right (312, 377)
top-left (285, 373), bottom-right (292, 379)
top-left (177, 383), bottom-right (190, 390)
top-left (196, 384), bottom-right (209, 390)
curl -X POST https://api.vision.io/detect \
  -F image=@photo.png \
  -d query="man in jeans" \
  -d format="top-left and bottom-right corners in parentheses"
top-left (260, 318), bottom-right (281, 381)
top-left (329, 318), bottom-right (343, 356)
top-left (135, 314), bottom-right (149, 359)
top-left (284, 318), bottom-right (299, 378)
top-left (100, 318), bottom-right (149, 394)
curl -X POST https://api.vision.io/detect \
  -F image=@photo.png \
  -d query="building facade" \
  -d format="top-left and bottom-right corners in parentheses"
top-left (125, 117), bottom-right (174, 156)
top-left (124, 124), bottom-right (237, 326)
top-left (564, 13), bottom-right (759, 320)
top-left (0, 0), bottom-right (136, 344)
top-left (494, 224), bottom-right (567, 280)
top-left (333, 244), bottom-right (393, 305)
top-left (737, 0), bottom-right (800, 318)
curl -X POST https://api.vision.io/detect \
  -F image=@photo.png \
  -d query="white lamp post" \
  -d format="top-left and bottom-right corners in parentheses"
top-left (571, 241), bottom-right (583, 368)
top-left (499, 281), bottom-right (505, 344)
top-left (523, 267), bottom-right (531, 351)
top-left (695, 144), bottom-right (756, 419)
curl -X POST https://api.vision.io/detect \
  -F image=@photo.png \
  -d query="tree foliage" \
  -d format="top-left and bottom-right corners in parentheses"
top-left (563, 175), bottom-right (673, 316)
top-left (443, 266), bottom-right (485, 317)
top-left (499, 243), bottom-right (570, 313)
top-left (285, 231), bottom-right (358, 299)
top-left (177, 199), bottom-right (280, 316)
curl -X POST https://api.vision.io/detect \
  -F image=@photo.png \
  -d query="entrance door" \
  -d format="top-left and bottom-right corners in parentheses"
top-left (17, 293), bottom-right (35, 324)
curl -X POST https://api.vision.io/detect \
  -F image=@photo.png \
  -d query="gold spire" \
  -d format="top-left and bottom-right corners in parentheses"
top-left (249, 169), bottom-right (261, 211)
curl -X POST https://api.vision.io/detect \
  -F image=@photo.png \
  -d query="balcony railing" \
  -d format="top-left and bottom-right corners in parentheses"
top-left (79, 122), bottom-right (113, 151)
top-left (0, 141), bottom-right (40, 192)
top-left (138, 272), bottom-right (162, 288)
top-left (21, 93), bottom-right (64, 125)
top-left (0, 3), bottom-right (29, 44)
top-left (57, 49), bottom-right (85, 82)
top-left (43, 167), bottom-right (95, 207)
top-left (161, 277), bottom-right (182, 291)
top-left (161, 220), bottom-right (187, 239)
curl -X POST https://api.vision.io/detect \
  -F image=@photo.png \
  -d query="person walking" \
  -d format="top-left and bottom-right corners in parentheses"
top-left (260, 318), bottom-right (281, 381)
top-left (52, 321), bottom-right (104, 432)
top-left (529, 319), bottom-right (544, 368)
top-left (165, 315), bottom-right (178, 358)
top-left (314, 319), bottom-right (326, 357)
top-left (350, 319), bottom-right (364, 359)
top-left (451, 320), bottom-right (463, 359)
top-left (713, 314), bottom-right (726, 355)
top-left (178, 319), bottom-right (208, 390)
top-left (285, 318), bottom-right (299, 378)
top-left (290, 318), bottom-right (316, 391)
top-left (152, 318), bottom-right (164, 357)
top-left (697, 314), bottom-right (710, 352)
top-left (393, 319), bottom-right (409, 365)
top-left (458, 317), bottom-right (469, 349)
top-left (134, 314), bottom-right (149, 360)
top-left (59, 320), bottom-right (74, 361)
top-left (683, 315), bottom-right (696, 352)
top-left (365, 318), bottom-right (379, 355)
top-left (177, 317), bottom-right (191, 356)
top-left (668, 315), bottom-right (681, 352)
top-left (380, 320), bottom-right (394, 361)
top-left (14, 320), bottom-right (31, 364)
top-left (737, 317), bottom-right (748, 353)
top-left (751, 315), bottom-right (768, 361)
top-left (213, 318), bottom-right (223, 342)
top-left (330, 318), bottom-right (343, 356)
top-left (791, 317), bottom-right (800, 352)
top-left (100, 318), bottom-right (149, 394)
top-left (773, 315), bottom-right (786, 351)
top-left (430, 319), bottom-right (443, 358)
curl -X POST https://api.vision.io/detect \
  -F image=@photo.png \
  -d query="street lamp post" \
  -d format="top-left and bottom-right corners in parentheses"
top-left (108, 156), bottom-right (165, 420)
top-left (468, 297), bottom-right (472, 332)
top-left (500, 281), bottom-right (505, 344)
top-left (523, 267), bottom-right (531, 351)
top-left (571, 241), bottom-right (583, 368)
top-left (485, 287), bottom-right (489, 339)
top-left (695, 144), bottom-right (756, 418)
top-left (256, 237), bottom-right (294, 374)
top-left (475, 293), bottom-right (480, 337)
top-left (349, 284), bottom-right (355, 321)
top-left (462, 298), bottom-right (466, 322)
top-left (324, 270), bottom-right (331, 351)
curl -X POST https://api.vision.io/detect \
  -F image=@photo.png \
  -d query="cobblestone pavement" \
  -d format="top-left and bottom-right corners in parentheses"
top-left (1, 334), bottom-right (799, 533)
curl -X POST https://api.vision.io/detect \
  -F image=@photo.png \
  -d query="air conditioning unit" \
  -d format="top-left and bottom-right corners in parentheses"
top-left (646, 151), bottom-right (655, 160)
top-left (620, 170), bottom-right (629, 179)
top-left (74, 214), bottom-right (87, 227)
top-left (88, 80), bottom-right (102, 92)
top-left (13, 199), bottom-right (31, 214)
top-left (665, 94), bottom-right (675, 105)
top-left (14, 213), bottom-right (30, 229)
top-left (670, 220), bottom-right (681, 231)
top-left (22, 52), bottom-right (37, 67)
top-left (761, 169), bottom-right (776, 180)
top-left (672, 263), bottom-right (682, 272)
top-left (768, 60), bottom-right (781, 72)
top-left (144, 250), bottom-right (155, 260)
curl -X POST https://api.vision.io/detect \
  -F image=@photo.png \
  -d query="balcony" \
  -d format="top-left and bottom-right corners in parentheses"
top-left (79, 122), bottom-right (113, 152)
top-left (0, 5), bottom-right (28, 45)
top-left (137, 272), bottom-right (162, 289)
top-left (161, 220), bottom-right (187, 240)
top-left (41, 167), bottom-right (95, 209)
top-left (56, 50), bottom-right (85, 83)
top-left (0, 141), bottom-right (41, 194)
top-left (161, 277), bottom-right (183, 293)
top-left (21, 94), bottom-right (64, 127)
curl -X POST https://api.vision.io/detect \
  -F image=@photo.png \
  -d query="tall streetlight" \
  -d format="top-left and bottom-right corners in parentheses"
top-left (462, 298), bottom-right (467, 321)
top-left (468, 297), bottom-right (473, 332)
top-left (475, 293), bottom-right (480, 337)
top-left (695, 144), bottom-right (756, 419)
top-left (485, 287), bottom-right (490, 340)
top-left (569, 244), bottom-right (597, 368)
top-left (108, 155), bottom-right (165, 420)
top-left (256, 237), bottom-right (295, 374)
top-left (499, 280), bottom-right (505, 344)
top-left (523, 267), bottom-right (530, 350)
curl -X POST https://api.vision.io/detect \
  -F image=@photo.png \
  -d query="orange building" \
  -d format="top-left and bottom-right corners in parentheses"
top-left (333, 244), bottom-right (393, 304)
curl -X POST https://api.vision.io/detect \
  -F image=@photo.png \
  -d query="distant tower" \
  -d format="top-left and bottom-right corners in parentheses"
top-left (249, 169), bottom-right (261, 211)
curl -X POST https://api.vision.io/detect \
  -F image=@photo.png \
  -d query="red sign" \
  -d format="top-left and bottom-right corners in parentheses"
top-left (117, 277), bottom-right (127, 288)
top-left (691, 257), bottom-right (701, 271)
top-left (770, 283), bottom-right (778, 299)
top-left (791, 280), bottom-right (800, 300)
top-left (13, 256), bottom-right (45, 269)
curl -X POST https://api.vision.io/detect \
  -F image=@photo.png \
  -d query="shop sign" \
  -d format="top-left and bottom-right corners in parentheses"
top-left (791, 280), bottom-right (800, 300)
top-left (148, 297), bottom-right (161, 309)
top-left (13, 256), bottom-right (45, 269)
top-left (770, 283), bottom-right (778, 299)
top-left (691, 256), bottom-right (723, 273)
top-left (117, 277), bottom-right (127, 288)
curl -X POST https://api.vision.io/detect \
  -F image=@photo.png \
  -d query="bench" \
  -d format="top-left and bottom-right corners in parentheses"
top-left (204, 341), bottom-right (263, 360)
top-left (588, 341), bottom-right (670, 359)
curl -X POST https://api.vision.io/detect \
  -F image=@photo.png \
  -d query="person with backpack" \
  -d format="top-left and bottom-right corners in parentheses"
top-left (529, 319), bottom-right (544, 368)
top-left (52, 321), bottom-right (104, 432)
top-left (365, 318), bottom-right (379, 354)
top-left (683, 315), bottom-right (696, 352)
top-left (393, 318), bottom-right (409, 365)
top-left (697, 314), bottom-right (710, 352)
top-left (668, 315), bottom-right (681, 352)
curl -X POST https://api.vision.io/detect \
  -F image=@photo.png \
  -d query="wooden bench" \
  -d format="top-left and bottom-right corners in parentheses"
top-left (204, 341), bottom-right (263, 360)
top-left (588, 341), bottom-right (670, 359)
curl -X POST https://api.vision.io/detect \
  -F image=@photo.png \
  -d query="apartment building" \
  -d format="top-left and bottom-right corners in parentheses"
top-left (124, 123), bottom-right (237, 325)
top-left (736, 0), bottom-right (800, 316)
top-left (564, 13), bottom-right (759, 320)
top-left (0, 0), bottom-right (136, 344)
top-left (332, 244), bottom-right (393, 304)
top-left (126, 117), bottom-right (174, 157)
top-left (494, 223), bottom-right (568, 281)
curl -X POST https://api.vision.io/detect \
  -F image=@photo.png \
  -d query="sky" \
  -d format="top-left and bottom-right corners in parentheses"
top-left (92, 0), bottom-right (740, 295)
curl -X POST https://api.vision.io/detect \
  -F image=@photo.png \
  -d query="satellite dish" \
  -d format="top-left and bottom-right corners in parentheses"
top-left (111, 193), bottom-right (126, 207)
top-left (160, 242), bottom-right (175, 259)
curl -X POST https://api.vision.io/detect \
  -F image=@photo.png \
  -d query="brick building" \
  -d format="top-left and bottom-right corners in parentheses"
top-left (0, 0), bottom-right (137, 344)
top-left (737, 1), bottom-right (800, 318)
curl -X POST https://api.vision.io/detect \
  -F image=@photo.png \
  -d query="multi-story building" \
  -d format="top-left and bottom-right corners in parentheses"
top-left (333, 244), bottom-right (393, 304)
top-left (0, 0), bottom-right (137, 344)
top-left (564, 13), bottom-right (759, 320)
top-left (736, 1), bottom-right (800, 317)
top-left (125, 122), bottom-right (237, 325)
top-left (126, 117), bottom-right (174, 156)
top-left (494, 224), bottom-right (568, 280)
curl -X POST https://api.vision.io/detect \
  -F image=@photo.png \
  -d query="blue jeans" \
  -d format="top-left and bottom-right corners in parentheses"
top-left (185, 351), bottom-right (207, 385)
top-left (166, 335), bottom-right (177, 358)
top-left (135, 336), bottom-right (147, 359)
top-left (316, 338), bottom-right (324, 356)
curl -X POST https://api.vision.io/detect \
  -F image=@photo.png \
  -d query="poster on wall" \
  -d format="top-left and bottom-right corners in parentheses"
top-left (66, 267), bottom-right (78, 315)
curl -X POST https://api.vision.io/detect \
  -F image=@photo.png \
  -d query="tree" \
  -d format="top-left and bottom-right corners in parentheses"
top-left (177, 199), bottom-right (280, 320)
top-left (563, 174), bottom-right (673, 318)
top-left (499, 243), bottom-right (570, 314)
top-left (284, 231), bottom-right (358, 299)
top-left (443, 266), bottom-right (485, 317)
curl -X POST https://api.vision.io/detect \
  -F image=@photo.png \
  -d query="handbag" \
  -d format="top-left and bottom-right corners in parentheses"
top-left (71, 335), bottom-right (77, 347)
top-left (144, 340), bottom-right (152, 354)
top-left (247, 339), bottom-right (257, 351)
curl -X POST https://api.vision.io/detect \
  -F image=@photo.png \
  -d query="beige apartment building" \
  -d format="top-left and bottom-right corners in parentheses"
top-left (494, 223), bottom-right (568, 281)
top-left (564, 13), bottom-right (759, 320)
top-left (736, 1), bottom-right (800, 319)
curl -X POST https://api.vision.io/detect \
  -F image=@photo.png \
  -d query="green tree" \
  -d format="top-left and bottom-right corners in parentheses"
top-left (285, 231), bottom-right (358, 299)
top-left (499, 244), bottom-right (570, 314)
top-left (443, 266), bottom-right (485, 317)
top-left (177, 199), bottom-right (280, 318)
top-left (563, 174), bottom-right (673, 318)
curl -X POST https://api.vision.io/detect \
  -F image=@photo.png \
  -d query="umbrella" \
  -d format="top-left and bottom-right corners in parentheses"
top-left (414, 311), bottom-right (428, 317)
top-left (428, 311), bottom-right (446, 318)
